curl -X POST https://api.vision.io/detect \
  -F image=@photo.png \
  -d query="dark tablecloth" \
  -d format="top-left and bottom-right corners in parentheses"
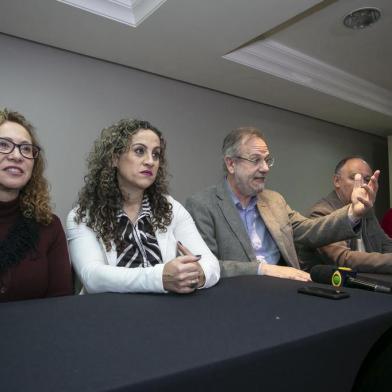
top-left (1, 276), bottom-right (392, 392)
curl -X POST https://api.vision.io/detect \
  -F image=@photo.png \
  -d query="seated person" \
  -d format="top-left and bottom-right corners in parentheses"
top-left (0, 109), bottom-right (73, 301)
top-left (299, 156), bottom-right (392, 273)
top-left (186, 127), bottom-right (379, 280)
top-left (67, 119), bottom-right (220, 294)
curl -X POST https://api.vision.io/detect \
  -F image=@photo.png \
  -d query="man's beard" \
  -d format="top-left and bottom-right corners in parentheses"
top-left (235, 174), bottom-right (265, 196)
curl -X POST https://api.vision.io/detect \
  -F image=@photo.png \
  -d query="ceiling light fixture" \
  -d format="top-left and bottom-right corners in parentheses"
top-left (343, 7), bottom-right (381, 29)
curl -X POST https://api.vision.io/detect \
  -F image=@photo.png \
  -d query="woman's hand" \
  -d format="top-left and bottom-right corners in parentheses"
top-left (163, 255), bottom-right (202, 294)
top-left (177, 241), bottom-right (206, 288)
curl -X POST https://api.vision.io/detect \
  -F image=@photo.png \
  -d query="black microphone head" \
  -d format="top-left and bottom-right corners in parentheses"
top-left (310, 265), bottom-right (338, 285)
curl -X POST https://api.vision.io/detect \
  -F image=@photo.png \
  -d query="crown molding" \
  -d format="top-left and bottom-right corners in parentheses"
top-left (224, 39), bottom-right (392, 116)
top-left (57, 0), bottom-right (167, 27)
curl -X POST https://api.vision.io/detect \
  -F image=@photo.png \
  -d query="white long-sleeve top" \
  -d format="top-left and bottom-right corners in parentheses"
top-left (66, 196), bottom-right (220, 294)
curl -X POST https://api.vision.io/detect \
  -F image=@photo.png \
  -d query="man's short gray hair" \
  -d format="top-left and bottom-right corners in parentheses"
top-left (222, 127), bottom-right (267, 173)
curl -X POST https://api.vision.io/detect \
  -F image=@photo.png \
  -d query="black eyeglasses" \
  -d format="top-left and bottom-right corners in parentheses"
top-left (0, 137), bottom-right (41, 159)
top-left (235, 155), bottom-right (275, 168)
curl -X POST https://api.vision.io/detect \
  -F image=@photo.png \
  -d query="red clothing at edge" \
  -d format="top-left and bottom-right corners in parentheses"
top-left (0, 198), bottom-right (73, 302)
top-left (381, 208), bottom-right (392, 239)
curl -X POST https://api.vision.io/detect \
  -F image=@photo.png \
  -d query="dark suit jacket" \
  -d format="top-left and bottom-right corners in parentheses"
top-left (186, 181), bottom-right (359, 277)
top-left (299, 191), bottom-right (392, 273)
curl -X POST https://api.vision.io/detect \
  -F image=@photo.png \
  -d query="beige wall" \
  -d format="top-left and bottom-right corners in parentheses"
top-left (0, 33), bottom-right (389, 222)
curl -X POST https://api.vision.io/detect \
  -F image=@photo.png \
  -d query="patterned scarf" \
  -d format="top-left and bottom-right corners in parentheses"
top-left (116, 197), bottom-right (163, 268)
top-left (0, 215), bottom-right (39, 272)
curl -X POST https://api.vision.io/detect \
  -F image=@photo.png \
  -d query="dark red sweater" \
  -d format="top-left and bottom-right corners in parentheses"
top-left (0, 198), bottom-right (73, 302)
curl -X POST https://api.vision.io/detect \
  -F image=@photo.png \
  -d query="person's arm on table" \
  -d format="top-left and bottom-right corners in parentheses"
top-left (67, 209), bottom-right (167, 293)
top-left (171, 198), bottom-right (220, 288)
top-left (258, 264), bottom-right (310, 281)
top-left (162, 253), bottom-right (204, 293)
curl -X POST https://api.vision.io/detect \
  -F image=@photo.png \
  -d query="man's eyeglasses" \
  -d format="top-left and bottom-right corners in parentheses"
top-left (235, 155), bottom-right (274, 168)
top-left (0, 137), bottom-right (41, 159)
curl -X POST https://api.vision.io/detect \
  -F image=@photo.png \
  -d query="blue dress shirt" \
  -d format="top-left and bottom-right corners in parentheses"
top-left (226, 182), bottom-right (281, 264)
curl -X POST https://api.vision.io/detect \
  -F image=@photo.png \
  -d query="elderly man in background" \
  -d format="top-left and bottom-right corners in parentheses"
top-left (299, 156), bottom-right (392, 273)
top-left (186, 127), bottom-right (379, 280)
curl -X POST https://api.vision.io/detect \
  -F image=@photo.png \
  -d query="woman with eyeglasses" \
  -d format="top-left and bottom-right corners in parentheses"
top-left (66, 119), bottom-right (220, 294)
top-left (0, 109), bottom-right (72, 301)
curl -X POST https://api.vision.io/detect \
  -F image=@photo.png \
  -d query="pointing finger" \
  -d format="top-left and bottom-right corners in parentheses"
top-left (354, 173), bottom-right (362, 189)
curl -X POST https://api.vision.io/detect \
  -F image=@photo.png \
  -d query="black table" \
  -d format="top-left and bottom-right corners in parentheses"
top-left (1, 276), bottom-right (392, 392)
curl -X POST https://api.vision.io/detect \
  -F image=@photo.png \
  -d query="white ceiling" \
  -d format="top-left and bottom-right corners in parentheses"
top-left (0, 0), bottom-right (391, 136)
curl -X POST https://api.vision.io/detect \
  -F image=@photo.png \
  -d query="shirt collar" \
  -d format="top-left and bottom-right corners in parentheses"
top-left (117, 195), bottom-right (152, 222)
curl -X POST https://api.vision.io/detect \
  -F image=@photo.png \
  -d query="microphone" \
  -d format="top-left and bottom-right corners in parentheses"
top-left (310, 265), bottom-right (391, 294)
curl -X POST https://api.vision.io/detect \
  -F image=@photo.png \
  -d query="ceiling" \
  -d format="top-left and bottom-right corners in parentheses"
top-left (0, 0), bottom-right (391, 136)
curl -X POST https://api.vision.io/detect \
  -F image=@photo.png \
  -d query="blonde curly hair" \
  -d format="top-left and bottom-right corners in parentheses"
top-left (0, 108), bottom-right (52, 225)
top-left (75, 119), bottom-right (172, 251)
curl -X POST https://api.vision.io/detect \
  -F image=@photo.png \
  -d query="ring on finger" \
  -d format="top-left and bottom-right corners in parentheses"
top-left (190, 279), bottom-right (198, 289)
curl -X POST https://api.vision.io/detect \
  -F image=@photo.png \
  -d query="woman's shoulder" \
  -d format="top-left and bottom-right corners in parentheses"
top-left (66, 207), bottom-right (86, 228)
top-left (49, 213), bottom-right (62, 225)
top-left (37, 213), bottom-right (62, 228)
top-left (162, 195), bottom-right (192, 226)
top-left (38, 213), bottom-right (66, 238)
top-left (66, 207), bottom-right (78, 221)
top-left (164, 195), bottom-right (185, 213)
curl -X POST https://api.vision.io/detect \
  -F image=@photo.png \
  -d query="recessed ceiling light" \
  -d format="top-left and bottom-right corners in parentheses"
top-left (343, 7), bottom-right (381, 29)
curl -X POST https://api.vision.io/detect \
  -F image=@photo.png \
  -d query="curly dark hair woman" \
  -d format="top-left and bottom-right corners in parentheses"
top-left (75, 119), bottom-right (172, 251)
top-left (67, 118), bottom-right (220, 295)
top-left (0, 108), bottom-right (72, 301)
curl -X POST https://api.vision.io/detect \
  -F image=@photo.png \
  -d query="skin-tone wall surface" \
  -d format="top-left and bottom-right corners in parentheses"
top-left (0, 33), bottom-right (389, 222)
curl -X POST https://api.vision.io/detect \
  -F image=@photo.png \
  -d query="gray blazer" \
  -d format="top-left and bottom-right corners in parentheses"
top-left (186, 181), bottom-right (359, 277)
top-left (299, 191), bottom-right (392, 273)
